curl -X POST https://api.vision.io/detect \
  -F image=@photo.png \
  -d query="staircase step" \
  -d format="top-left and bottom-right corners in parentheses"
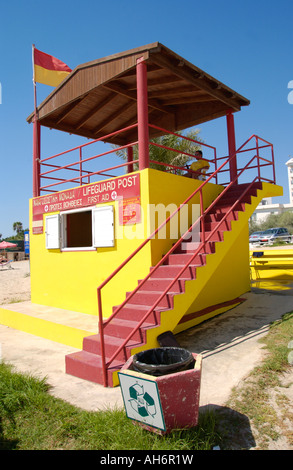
top-left (150, 263), bottom-right (200, 279)
top-left (203, 219), bottom-right (231, 232)
top-left (139, 277), bottom-right (185, 293)
top-left (219, 194), bottom-right (252, 205)
top-left (65, 350), bottom-right (122, 387)
top-left (179, 231), bottom-right (223, 250)
top-left (112, 303), bottom-right (161, 324)
top-left (204, 210), bottom-right (238, 224)
top-left (212, 201), bottom-right (246, 213)
top-left (179, 220), bottom-right (230, 248)
top-left (83, 333), bottom-right (139, 361)
top-left (126, 290), bottom-right (176, 309)
top-left (202, 230), bottom-right (224, 243)
top-left (104, 317), bottom-right (155, 342)
top-left (227, 182), bottom-right (262, 198)
top-left (178, 241), bottom-right (201, 252)
top-left (167, 248), bottom-right (214, 265)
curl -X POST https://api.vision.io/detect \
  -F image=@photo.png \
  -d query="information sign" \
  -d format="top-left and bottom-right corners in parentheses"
top-left (32, 174), bottom-right (141, 233)
top-left (118, 372), bottom-right (166, 431)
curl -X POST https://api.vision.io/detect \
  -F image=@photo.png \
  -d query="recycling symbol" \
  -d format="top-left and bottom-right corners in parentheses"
top-left (128, 382), bottom-right (157, 418)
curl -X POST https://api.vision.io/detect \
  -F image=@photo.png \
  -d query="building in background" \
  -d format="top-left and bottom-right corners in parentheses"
top-left (251, 157), bottom-right (293, 224)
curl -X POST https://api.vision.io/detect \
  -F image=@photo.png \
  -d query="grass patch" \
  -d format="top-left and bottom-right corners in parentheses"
top-left (0, 363), bottom-right (220, 450)
top-left (1, 312), bottom-right (292, 450)
top-left (224, 311), bottom-right (293, 449)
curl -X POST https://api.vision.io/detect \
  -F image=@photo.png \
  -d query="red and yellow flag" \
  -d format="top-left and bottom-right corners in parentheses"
top-left (33, 47), bottom-right (72, 87)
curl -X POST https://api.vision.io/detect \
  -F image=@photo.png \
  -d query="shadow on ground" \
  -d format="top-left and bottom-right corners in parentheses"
top-left (200, 404), bottom-right (256, 450)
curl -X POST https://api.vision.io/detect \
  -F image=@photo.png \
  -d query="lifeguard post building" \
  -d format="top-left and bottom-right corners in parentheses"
top-left (2, 43), bottom-right (282, 386)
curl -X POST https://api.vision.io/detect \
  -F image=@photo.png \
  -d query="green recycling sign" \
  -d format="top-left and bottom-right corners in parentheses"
top-left (118, 372), bottom-right (166, 431)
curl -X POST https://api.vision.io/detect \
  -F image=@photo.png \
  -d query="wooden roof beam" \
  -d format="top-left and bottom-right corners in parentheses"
top-left (148, 85), bottom-right (201, 99)
top-left (162, 96), bottom-right (218, 106)
top-left (149, 53), bottom-right (243, 111)
top-left (103, 81), bottom-right (175, 115)
top-left (74, 93), bottom-right (117, 130)
top-left (55, 95), bottom-right (89, 125)
top-left (128, 74), bottom-right (183, 91)
top-left (116, 62), bottom-right (162, 79)
top-left (92, 101), bottom-right (136, 137)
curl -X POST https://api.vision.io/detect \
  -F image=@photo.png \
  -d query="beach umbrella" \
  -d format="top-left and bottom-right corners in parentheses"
top-left (0, 241), bottom-right (17, 258)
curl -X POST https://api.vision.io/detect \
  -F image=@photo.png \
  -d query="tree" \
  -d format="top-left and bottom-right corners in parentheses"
top-left (249, 211), bottom-right (293, 234)
top-left (13, 222), bottom-right (23, 235)
top-left (114, 128), bottom-right (203, 173)
top-left (12, 222), bottom-right (26, 240)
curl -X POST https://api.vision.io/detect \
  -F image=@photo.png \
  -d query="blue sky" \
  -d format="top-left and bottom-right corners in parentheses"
top-left (1, 0), bottom-right (293, 238)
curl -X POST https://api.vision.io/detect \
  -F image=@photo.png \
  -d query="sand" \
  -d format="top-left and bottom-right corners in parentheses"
top-left (0, 260), bottom-right (31, 305)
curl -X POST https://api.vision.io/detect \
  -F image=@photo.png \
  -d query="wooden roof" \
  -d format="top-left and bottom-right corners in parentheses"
top-left (27, 42), bottom-right (250, 145)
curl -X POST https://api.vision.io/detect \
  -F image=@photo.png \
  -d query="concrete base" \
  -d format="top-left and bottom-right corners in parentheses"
top-left (0, 300), bottom-right (98, 349)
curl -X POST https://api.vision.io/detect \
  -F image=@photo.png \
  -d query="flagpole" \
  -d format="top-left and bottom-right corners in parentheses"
top-left (32, 44), bottom-right (40, 197)
top-left (32, 44), bottom-right (37, 113)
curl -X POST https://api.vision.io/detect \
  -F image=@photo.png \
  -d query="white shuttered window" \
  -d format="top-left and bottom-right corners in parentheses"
top-left (45, 206), bottom-right (114, 250)
top-left (45, 214), bottom-right (60, 249)
top-left (92, 206), bottom-right (114, 247)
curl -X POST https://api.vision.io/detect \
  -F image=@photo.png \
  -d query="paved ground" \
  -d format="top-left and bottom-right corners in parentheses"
top-left (1, 267), bottom-right (292, 412)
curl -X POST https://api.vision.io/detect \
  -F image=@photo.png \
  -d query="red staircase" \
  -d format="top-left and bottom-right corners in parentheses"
top-left (65, 182), bottom-right (263, 386)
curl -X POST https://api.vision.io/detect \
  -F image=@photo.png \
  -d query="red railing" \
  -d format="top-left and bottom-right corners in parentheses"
top-left (38, 124), bottom-right (218, 193)
top-left (39, 124), bottom-right (139, 193)
top-left (215, 135), bottom-right (275, 186)
top-left (38, 121), bottom-right (274, 196)
top-left (97, 134), bottom-right (276, 386)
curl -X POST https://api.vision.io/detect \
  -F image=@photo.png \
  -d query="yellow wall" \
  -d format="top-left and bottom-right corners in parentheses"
top-left (29, 167), bottom-right (282, 336)
top-left (30, 170), bottom-right (149, 317)
top-left (250, 249), bottom-right (293, 280)
top-left (29, 169), bottom-right (223, 318)
top-left (173, 223), bottom-right (250, 333)
top-left (146, 169), bottom-right (223, 266)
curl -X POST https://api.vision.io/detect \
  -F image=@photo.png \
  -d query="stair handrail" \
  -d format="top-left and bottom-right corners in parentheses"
top-left (99, 157), bottom-right (263, 386)
top-left (98, 134), bottom-right (273, 326)
top-left (98, 157), bottom-right (229, 386)
top-left (98, 135), bottom-right (274, 386)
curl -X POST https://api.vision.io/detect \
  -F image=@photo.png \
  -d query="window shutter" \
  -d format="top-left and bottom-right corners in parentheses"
top-left (92, 206), bottom-right (114, 247)
top-left (45, 214), bottom-right (60, 249)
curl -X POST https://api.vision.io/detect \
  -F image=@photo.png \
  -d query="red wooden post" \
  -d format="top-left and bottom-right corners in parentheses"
top-left (33, 114), bottom-right (41, 197)
top-left (127, 146), bottom-right (134, 173)
top-left (226, 112), bottom-right (237, 183)
top-left (136, 57), bottom-right (149, 170)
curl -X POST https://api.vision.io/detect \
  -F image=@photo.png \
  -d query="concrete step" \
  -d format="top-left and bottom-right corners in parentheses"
top-left (112, 303), bottom-right (162, 324)
top-left (65, 350), bottom-right (122, 387)
top-left (150, 263), bottom-right (199, 280)
top-left (125, 290), bottom-right (177, 309)
top-left (103, 317), bottom-right (155, 342)
top-left (167, 248), bottom-right (214, 266)
top-left (140, 277), bottom-right (186, 293)
top-left (83, 333), bottom-right (139, 361)
top-left (0, 300), bottom-right (98, 349)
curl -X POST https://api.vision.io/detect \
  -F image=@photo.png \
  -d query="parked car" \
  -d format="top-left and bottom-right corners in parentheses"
top-left (258, 227), bottom-right (292, 245)
top-left (249, 231), bottom-right (264, 244)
